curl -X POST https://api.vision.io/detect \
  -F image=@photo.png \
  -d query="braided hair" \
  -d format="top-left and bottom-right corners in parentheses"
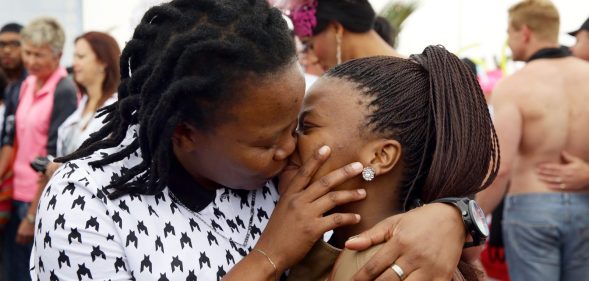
top-left (326, 45), bottom-right (499, 280)
top-left (326, 45), bottom-right (500, 209)
top-left (56, 0), bottom-right (296, 199)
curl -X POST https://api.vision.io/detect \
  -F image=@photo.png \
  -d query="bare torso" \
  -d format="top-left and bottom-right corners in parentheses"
top-left (506, 57), bottom-right (589, 194)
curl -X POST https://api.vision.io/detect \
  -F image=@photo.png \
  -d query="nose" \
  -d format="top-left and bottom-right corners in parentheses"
top-left (273, 133), bottom-right (297, 162)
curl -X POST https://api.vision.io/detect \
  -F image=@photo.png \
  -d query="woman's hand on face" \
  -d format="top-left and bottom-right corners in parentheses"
top-left (255, 146), bottom-right (366, 273)
top-left (344, 203), bottom-right (465, 281)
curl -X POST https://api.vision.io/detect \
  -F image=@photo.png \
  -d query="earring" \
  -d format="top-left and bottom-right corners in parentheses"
top-left (335, 32), bottom-right (342, 65)
top-left (362, 167), bottom-right (375, 181)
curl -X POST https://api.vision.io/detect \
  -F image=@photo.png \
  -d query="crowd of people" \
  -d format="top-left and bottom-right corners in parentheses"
top-left (0, 0), bottom-right (587, 280)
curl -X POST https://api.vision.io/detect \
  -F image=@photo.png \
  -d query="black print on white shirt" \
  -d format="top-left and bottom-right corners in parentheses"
top-left (207, 231), bottom-right (218, 246)
top-left (47, 195), bottom-right (57, 210)
top-left (164, 222), bottom-right (175, 237)
top-left (155, 236), bottom-right (164, 253)
top-left (137, 221), bottom-right (148, 235)
top-left (199, 252), bottom-right (210, 269)
top-left (50, 270), bottom-right (59, 281)
top-left (217, 265), bottom-right (226, 281)
top-left (119, 200), bottom-right (130, 213)
top-left (226, 250), bottom-right (235, 265)
top-left (189, 218), bottom-right (200, 232)
top-left (68, 228), bottom-right (82, 244)
top-left (112, 211), bottom-right (123, 229)
top-left (180, 232), bottom-right (192, 249)
top-left (63, 183), bottom-right (76, 195)
top-left (171, 256), bottom-right (183, 272)
top-left (170, 201), bottom-right (179, 214)
top-left (140, 255), bottom-right (152, 273)
top-left (187, 270), bottom-right (197, 281)
top-left (38, 257), bottom-right (45, 272)
top-left (257, 207), bottom-right (268, 222)
top-left (158, 273), bottom-right (169, 281)
top-left (63, 162), bottom-right (78, 179)
top-left (71, 196), bottom-right (86, 210)
top-left (211, 219), bottom-right (223, 232)
top-left (148, 205), bottom-right (159, 217)
top-left (44, 231), bottom-right (52, 248)
top-left (90, 246), bottom-right (106, 261)
top-left (55, 214), bottom-right (65, 230)
top-left (235, 216), bottom-right (245, 229)
top-left (85, 216), bottom-right (99, 231)
top-left (58, 250), bottom-right (71, 268)
top-left (126, 230), bottom-right (138, 248)
top-left (226, 219), bottom-right (238, 233)
top-left (213, 207), bottom-right (225, 219)
top-left (77, 263), bottom-right (93, 280)
top-left (114, 257), bottom-right (126, 273)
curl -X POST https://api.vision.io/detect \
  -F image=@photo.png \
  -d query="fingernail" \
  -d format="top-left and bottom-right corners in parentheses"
top-left (355, 214), bottom-right (361, 222)
top-left (351, 162), bottom-right (363, 172)
top-left (319, 145), bottom-right (330, 155)
top-left (357, 189), bottom-right (366, 196)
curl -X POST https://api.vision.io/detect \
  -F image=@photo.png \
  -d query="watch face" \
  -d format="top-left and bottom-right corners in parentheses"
top-left (469, 200), bottom-right (489, 237)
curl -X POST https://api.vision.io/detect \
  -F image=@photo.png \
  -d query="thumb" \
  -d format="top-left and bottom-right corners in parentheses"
top-left (561, 151), bottom-right (577, 163)
top-left (344, 215), bottom-right (399, 250)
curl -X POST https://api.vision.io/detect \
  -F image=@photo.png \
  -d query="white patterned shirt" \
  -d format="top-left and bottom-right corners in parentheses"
top-left (31, 126), bottom-right (279, 281)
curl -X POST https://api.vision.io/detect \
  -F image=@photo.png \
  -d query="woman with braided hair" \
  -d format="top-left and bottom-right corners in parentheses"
top-left (32, 0), bottom-right (478, 280)
top-left (285, 46), bottom-right (499, 281)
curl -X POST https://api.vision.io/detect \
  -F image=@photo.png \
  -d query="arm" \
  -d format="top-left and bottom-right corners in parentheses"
top-left (225, 146), bottom-right (366, 281)
top-left (476, 82), bottom-right (523, 214)
top-left (537, 151), bottom-right (589, 190)
top-left (31, 166), bottom-right (132, 280)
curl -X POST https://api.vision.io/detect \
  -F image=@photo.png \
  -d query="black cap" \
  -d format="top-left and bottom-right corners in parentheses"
top-left (0, 23), bottom-right (23, 34)
top-left (568, 17), bottom-right (589, 36)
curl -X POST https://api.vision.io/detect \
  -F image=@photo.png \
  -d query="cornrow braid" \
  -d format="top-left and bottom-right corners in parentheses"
top-left (57, 0), bottom-right (297, 198)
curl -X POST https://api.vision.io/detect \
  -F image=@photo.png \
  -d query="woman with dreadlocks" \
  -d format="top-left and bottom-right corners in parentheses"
top-left (285, 47), bottom-right (499, 281)
top-left (31, 0), bottom-right (479, 280)
top-left (287, 0), bottom-right (403, 74)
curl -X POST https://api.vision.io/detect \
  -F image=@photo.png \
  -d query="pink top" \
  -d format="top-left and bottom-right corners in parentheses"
top-left (13, 67), bottom-right (77, 202)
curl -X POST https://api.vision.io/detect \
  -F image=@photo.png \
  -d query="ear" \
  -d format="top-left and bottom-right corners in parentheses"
top-left (362, 139), bottom-right (402, 176)
top-left (171, 122), bottom-right (199, 152)
top-left (522, 25), bottom-right (532, 43)
top-left (330, 21), bottom-right (344, 37)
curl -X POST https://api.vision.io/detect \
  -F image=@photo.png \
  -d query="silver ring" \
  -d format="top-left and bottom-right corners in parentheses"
top-left (391, 263), bottom-right (405, 280)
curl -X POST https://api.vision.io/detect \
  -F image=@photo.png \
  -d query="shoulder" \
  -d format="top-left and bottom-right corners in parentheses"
top-left (54, 77), bottom-right (77, 98)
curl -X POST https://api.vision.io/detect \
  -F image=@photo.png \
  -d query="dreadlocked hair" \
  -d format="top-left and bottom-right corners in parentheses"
top-left (56, 0), bottom-right (297, 199)
top-left (325, 46), bottom-right (499, 280)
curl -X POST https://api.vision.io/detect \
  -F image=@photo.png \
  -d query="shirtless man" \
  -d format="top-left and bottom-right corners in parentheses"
top-left (476, 1), bottom-right (589, 280)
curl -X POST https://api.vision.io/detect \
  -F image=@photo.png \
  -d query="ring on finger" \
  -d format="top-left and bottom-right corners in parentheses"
top-left (391, 263), bottom-right (406, 280)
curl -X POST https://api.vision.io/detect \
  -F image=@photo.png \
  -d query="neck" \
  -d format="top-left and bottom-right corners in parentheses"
top-left (34, 66), bottom-right (59, 90)
top-left (328, 172), bottom-right (403, 248)
top-left (4, 66), bottom-right (23, 82)
top-left (342, 30), bottom-right (404, 62)
top-left (84, 82), bottom-right (104, 112)
top-left (524, 41), bottom-right (560, 61)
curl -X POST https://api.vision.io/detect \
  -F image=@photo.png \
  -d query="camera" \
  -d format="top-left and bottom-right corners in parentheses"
top-left (30, 156), bottom-right (52, 173)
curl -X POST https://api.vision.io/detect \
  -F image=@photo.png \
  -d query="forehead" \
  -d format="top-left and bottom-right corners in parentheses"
top-left (220, 64), bottom-right (305, 134)
top-left (0, 32), bottom-right (20, 40)
top-left (303, 77), bottom-right (369, 119)
top-left (22, 40), bottom-right (51, 52)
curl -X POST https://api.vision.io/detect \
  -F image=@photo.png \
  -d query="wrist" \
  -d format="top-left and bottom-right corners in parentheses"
top-left (250, 248), bottom-right (280, 281)
top-left (430, 202), bottom-right (467, 242)
top-left (25, 213), bottom-right (35, 224)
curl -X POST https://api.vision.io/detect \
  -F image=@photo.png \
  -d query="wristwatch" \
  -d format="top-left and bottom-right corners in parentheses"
top-left (431, 197), bottom-right (488, 248)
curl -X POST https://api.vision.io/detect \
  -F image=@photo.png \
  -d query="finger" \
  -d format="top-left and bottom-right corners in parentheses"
top-left (351, 241), bottom-right (401, 281)
top-left (286, 145), bottom-right (331, 194)
top-left (537, 174), bottom-right (563, 184)
top-left (374, 261), bottom-right (413, 281)
top-left (303, 162), bottom-right (363, 201)
top-left (345, 216), bottom-right (399, 251)
top-left (537, 164), bottom-right (564, 175)
top-left (314, 189), bottom-right (366, 213)
top-left (316, 213), bottom-right (361, 234)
